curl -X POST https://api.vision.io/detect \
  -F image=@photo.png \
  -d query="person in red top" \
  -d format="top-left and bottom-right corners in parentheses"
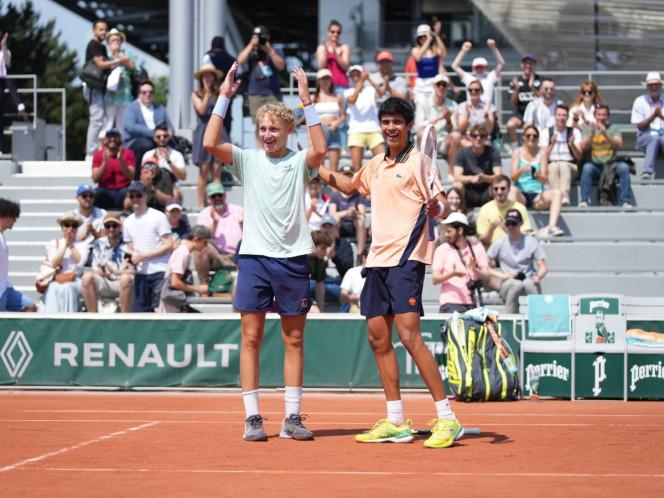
top-left (91, 128), bottom-right (136, 210)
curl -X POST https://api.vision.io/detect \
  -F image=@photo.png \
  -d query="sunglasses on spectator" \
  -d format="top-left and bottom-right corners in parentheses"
top-left (80, 193), bottom-right (95, 199)
top-left (581, 90), bottom-right (595, 95)
top-left (493, 186), bottom-right (508, 192)
top-left (140, 90), bottom-right (154, 95)
top-left (154, 134), bottom-right (169, 140)
top-left (468, 88), bottom-right (482, 94)
top-left (471, 133), bottom-right (488, 139)
top-left (210, 193), bottom-right (224, 199)
top-left (104, 223), bottom-right (120, 229)
top-left (128, 193), bottom-right (144, 199)
top-left (107, 136), bottom-right (121, 141)
top-left (524, 133), bottom-right (539, 139)
top-left (435, 82), bottom-right (447, 87)
top-left (61, 222), bottom-right (78, 229)
top-left (505, 221), bottom-right (518, 227)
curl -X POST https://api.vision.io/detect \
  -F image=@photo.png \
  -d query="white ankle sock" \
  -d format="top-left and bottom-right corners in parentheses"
top-left (386, 400), bottom-right (405, 425)
top-left (242, 389), bottom-right (260, 418)
top-left (284, 386), bottom-right (302, 417)
top-left (434, 398), bottom-right (454, 420)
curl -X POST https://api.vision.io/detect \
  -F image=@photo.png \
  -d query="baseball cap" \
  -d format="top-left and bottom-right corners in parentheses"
top-left (127, 180), bottom-right (147, 193)
top-left (206, 182), bottom-right (225, 196)
top-left (415, 24), bottom-right (431, 38)
top-left (504, 209), bottom-right (523, 224)
top-left (347, 64), bottom-right (363, 75)
top-left (521, 53), bottom-right (537, 63)
top-left (376, 50), bottom-right (393, 62)
top-left (190, 225), bottom-right (212, 240)
top-left (320, 214), bottom-right (337, 226)
top-left (339, 164), bottom-right (354, 176)
top-left (103, 212), bottom-right (122, 225)
top-left (141, 160), bottom-right (159, 170)
top-left (105, 128), bottom-right (121, 137)
top-left (433, 73), bottom-right (450, 85)
top-left (645, 72), bottom-right (662, 85)
top-left (472, 57), bottom-right (488, 68)
top-left (316, 68), bottom-right (332, 80)
top-left (165, 200), bottom-right (183, 212)
top-left (442, 212), bottom-right (468, 227)
top-left (76, 183), bottom-right (96, 197)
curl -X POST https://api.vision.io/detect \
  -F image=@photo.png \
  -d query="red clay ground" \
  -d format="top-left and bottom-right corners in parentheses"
top-left (0, 391), bottom-right (662, 497)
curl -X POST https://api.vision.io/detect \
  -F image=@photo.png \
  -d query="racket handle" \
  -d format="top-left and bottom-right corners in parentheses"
top-left (427, 216), bottom-right (435, 241)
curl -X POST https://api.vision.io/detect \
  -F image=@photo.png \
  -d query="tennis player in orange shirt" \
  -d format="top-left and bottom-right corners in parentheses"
top-left (319, 97), bottom-right (464, 448)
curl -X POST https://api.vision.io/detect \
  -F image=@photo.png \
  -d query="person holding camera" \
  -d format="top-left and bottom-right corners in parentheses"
top-left (237, 25), bottom-right (285, 122)
top-left (432, 212), bottom-right (490, 313)
top-left (487, 209), bottom-right (547, 314)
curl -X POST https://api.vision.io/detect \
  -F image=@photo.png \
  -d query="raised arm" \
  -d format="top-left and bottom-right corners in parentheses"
top-left (487, 39), bottom-right (505, 76)
top-left (451, 41), bottom-right (471, 79)
top-left (293, 67), bottom-right (326, 169)
top-left (411, 32), bottom-right (434, 62)
top-left (318, 166), bottom-right (356, 195)
top-left (203, 61), bottom-right (242, 165)
top-left (432, 20), bottom-right (447, 62)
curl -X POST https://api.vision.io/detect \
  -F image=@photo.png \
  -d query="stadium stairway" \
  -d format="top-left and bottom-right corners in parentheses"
top-left (1, 157), bottom-right (662, 311)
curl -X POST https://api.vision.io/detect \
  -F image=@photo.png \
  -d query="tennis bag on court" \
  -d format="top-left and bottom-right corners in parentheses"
top-left (441, 315), bottom-right (520, 401)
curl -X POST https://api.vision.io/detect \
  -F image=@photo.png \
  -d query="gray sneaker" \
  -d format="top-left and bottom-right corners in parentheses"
top-left (279, 414), bottom-right (314, 440)
top-left (243, 414), bottom-right (268, 441)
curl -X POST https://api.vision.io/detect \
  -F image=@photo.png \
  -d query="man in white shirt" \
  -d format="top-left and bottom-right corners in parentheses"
top-left (123, 181), bottom-right (174, 312)
top-left (0, 198), bottom-right (36, 311)
top-left (451, 39), bottom-right (505, 105)
top-left (370, 50), bottom-right (408, 104)
top-left (631, 71), bottom-right (664, 181)
top-left (524, 78), bottom-right (561, 146)
top-left (141, 124), bottom-right (187, 181)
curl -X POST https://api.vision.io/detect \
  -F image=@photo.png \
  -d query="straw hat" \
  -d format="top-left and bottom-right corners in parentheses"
top-left (194, 64), bottom-right (224, 80)
top-left (106, 28), bottom-right (126, 43)
top-left (57, 210), bottom-right (83, 227)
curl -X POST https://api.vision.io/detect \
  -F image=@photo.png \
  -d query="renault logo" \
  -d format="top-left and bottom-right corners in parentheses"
top-left (1, 331), bottom-right (33, 378)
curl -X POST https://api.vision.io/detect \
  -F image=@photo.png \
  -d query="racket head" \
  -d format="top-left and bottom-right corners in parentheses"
top-left (419, 124), bottom-right (438, 201)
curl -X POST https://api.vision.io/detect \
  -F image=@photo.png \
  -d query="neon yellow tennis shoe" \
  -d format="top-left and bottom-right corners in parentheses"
top-left (423, 417), bottom-right (464, 448)
top-left (355, 418), bottom-right (414, 443)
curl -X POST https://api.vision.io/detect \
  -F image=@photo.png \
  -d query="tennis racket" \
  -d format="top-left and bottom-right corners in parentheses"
top-left (419, 124), bottom-right (438, 241)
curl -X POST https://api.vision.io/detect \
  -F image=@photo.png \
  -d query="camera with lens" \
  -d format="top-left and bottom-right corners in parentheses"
top-left (466, 280), bottom-right (484, 307)
top-left (466, 280), bottom-right (482, 291)
top-left (253, 25), bottom-right (270, 46)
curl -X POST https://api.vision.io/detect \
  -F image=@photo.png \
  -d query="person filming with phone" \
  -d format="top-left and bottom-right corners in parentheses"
top-left (487, 208), bottom-right (547, 314)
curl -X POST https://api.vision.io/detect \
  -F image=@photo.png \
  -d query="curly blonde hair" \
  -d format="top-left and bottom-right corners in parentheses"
top-left (255, 103), bottom-right (295, 128)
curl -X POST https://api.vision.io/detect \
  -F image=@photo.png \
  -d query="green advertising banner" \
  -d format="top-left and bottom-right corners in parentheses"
top-left (628, 354), bottom-right (664, 399)
top-left (578, 296), bottom-right (621, 315)
top-left (575, 353), bottom-right (624, 399)
top-left (523, 352), bottom-right (573, 399)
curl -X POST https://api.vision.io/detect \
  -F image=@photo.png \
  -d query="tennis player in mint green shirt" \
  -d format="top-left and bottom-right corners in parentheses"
top-left (204, 62), bottom-right (326, 442)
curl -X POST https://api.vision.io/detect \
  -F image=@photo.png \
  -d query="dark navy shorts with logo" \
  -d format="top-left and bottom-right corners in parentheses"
top-left (360, 260), bottom-right (425, 317)
top-left (234, 254), bottom-right (312, 316)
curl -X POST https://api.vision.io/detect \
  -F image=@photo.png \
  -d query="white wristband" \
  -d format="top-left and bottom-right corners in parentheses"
top-left (303, 105), bottom-right (321, 127)
top-left (212, 97), bottom-right (230, 118)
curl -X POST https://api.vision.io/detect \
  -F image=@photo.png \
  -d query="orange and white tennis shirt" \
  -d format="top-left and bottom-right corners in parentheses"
top-left (352, 144), bottom-right (443, 268)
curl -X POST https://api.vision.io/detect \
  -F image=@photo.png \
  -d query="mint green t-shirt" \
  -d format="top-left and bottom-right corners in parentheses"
top-left (231, 146), bottom-right (317, 258)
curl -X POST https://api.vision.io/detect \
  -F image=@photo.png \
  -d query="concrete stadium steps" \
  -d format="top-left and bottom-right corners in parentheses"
top-left (540, 272), bottom-right (664, 296)
top-left (541, 241), bottom-right (664, 272)
top-left (530, 210), bottom-right (664, 240)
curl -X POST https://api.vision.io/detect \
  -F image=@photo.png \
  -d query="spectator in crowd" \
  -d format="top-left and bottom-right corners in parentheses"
top-left (371, 50), bottom-right (408, 104)
top-left (305, 177), bottom-right (330, 231)
top-left (42, 211), bottom-right (89, 313)
top-left (0, 32), bottom-right (28, 153)
top-left (410, 21), bottom-right (446, 100)
top-left (579, 105), bottom-right (633, 209)
top-left (123, 79), bottom-right (175, 164)
top-left (414, 73), bottom-right (460, 169)
top-left (203, 36), bottom-right (235, 137)
top-left (158, 225), bottom-right (212, 313)
top-left (506, 53), bottom-right (541, 151)
top-left (74, 184), bottom-right (106, 243)
top-left (476, 175), bottom-right (532, 247)
top-left (316, 20), bottom-right (350, 92)
top-left (524, 78), bottom-right (560, 146)
top-left (83, 20), bottom-right (114, 157)
top-left (139, 160), bottom-right (179, 212)
top-left (328, 164), bottom-right (367, 257)
top-left (345, 65), bottom-right (385, 171)
top-left (80, 212), bottom-right (133, 313)
top-left (0, 198), bottom-right (36, 312)
top-left (509, 125), bottom-right (564, 239)
top-left (165, 200), bottom-right (191, 243)
top-left (568, 80), bottom-right (602, 130)
top-left (308, 229), bottom-right (333, 312)
top-left (451, 39), bottom-right (505, 105)
top-left (340, 248), bottom-right (367, 313)
top-left (192, 64), bottom-right (224, 207)
top-left (92, 128), bottom-right (136, 210)
top-left (237, 25), bottom-right (285, 120)
top-left (123, 181), bottom-right (174, 312)
top-left (453, 124), bottom-right (502, 208)
top-left (631, 71), bottom-right (664, 181)
top-left (544, 105), bottom-right (582, 206)
top-left (195, 182), bottom-right (243, 285)
top-left (143, 124), bottom-right (187, 182)
top-left (103, 28), bottom-right (135, 134)
top-left (440, 186), bottom-right (475, 241)
top-left (456, 80), bottom-right (494, 146)
top-left (320, 214), bottom-right (354, 281)
top-left (487, 208), bottom-right (547, 314)
top-left (312, 68), bottom-right (344, 171)
top-left (432, 212), bottom-right (490, 313)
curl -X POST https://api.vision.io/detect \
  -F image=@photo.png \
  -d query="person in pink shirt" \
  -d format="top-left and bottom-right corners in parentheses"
top-left (432, 212), bottom-right (491, 313)
top-left (316, 20), bottom-right (350, 90)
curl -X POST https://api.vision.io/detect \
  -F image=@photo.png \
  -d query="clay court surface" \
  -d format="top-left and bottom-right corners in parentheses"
top-left (0, 391), bottom-right (662, 497)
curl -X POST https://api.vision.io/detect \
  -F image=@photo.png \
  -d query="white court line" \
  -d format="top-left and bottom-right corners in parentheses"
top-left (0, 421), bottom-right (160, 473)
top-left (16, 467), bottom-right (664, 479)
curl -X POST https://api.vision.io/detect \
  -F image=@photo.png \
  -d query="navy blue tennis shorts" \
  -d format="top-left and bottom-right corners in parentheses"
top-left (359, 260), bottom-right (425, 317)
top-left (234, 254), bottom-right (312, 315)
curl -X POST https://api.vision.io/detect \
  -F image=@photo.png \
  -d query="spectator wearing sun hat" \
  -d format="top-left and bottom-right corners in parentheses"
top-left (451, 39), bottom-right (505, 105)
top-left (313, 67), bottom-right (345, 171)
top-left (631, 72), bottom-right (664, 181)
top-left (104, 27), bottom-right (136, 134)
top-left (410, 21), bottom-right (447, 101)
top-left (370, 50), bottom-right (408, 104)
